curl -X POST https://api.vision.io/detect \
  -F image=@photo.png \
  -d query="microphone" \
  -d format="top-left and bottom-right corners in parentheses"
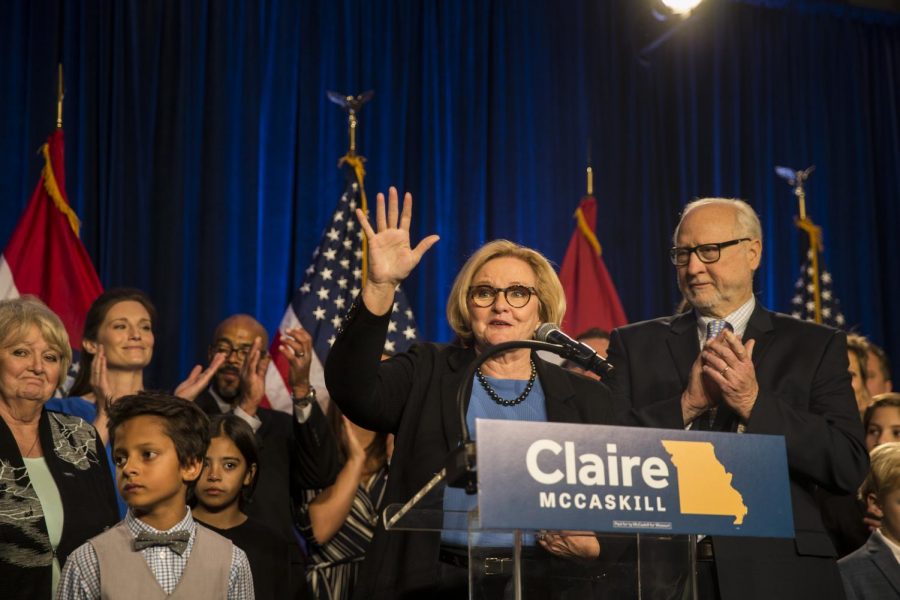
top-left (534, 323), bottom-right (614, 379)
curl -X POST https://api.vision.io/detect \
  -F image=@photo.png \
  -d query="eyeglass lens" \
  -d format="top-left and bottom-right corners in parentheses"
top-left (470, 285), bottom-right (533, 308)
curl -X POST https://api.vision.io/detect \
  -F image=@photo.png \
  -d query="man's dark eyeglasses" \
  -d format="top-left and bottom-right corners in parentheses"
top-left (669, 238), bottom-right (752, 266)
top-left (212, 341), bottom-right (266, 360)
top-left (468, 285), bottom-right (538, 308)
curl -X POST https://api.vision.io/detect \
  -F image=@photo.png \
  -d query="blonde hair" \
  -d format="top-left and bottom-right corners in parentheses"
top-left (446, 240), bottom-right (565, 346)
top-left (0, 296), bottom-right (72, 382)
top-left (859, 442), bottom-right (900, 501)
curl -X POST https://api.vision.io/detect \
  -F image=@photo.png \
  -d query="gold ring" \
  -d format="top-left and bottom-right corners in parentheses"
top-left (721, 366), bottom-right (730, 377)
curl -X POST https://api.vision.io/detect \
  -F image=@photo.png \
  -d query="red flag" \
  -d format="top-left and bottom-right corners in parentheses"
top-left (0, 129), bottom-right (103, 349)
top-left (558, 196), bottom-right (627, 336)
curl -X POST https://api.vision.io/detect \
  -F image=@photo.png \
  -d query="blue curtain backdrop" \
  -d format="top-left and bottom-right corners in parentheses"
top-left (1, 0), bottom-right (899, 388)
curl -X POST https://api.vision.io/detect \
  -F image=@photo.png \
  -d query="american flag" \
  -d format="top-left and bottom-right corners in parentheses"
top-left (789, 248), bottom-right (845, 329)
top-left (264, 160), bottom-right (422, 412)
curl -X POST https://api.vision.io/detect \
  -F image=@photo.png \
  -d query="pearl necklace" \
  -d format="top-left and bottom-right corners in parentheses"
top-left (475, 360), bottom-right (537, 407)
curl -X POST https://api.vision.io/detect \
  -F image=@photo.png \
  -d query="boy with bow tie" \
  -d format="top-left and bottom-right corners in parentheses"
top-left (58, 393), bottom-right (254, 599)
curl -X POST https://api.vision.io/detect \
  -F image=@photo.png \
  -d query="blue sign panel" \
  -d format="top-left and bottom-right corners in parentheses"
top-left (476, 419), bottom-right (794, 538)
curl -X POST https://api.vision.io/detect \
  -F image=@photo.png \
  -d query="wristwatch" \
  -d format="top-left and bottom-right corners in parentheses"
top-left (292, 386), bottom-right (316, 408)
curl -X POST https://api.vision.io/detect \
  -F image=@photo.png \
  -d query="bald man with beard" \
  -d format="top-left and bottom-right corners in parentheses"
top-left (195, 314), bottom-right (340, 599)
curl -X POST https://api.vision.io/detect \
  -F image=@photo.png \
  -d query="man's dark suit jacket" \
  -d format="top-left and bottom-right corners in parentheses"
top-left (839, 531), bottom-right (900, 599)
top-left (325, 301), bottom-right (618, 600)
top-left (607, 302), bottom-right (868, 600)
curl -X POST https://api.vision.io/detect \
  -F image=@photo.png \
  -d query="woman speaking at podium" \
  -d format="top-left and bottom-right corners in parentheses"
top-left (325, 187), bottom-right (618, 599)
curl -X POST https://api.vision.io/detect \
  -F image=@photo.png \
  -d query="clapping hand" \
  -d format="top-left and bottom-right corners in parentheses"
top-left (278, 327), bottom-right (313, 397)
top-left (91, 346), bottom-right (116, 417)
top-left (238, 337), bottom-right (270, 417)
top-left (342, 416), bottom-right (367, 467)
top-left (89, 347), bottom-right (118, 444)
top-left (174, 352), bottom-right (226, 401)
top-left (681, 353), bottom-right (719, 425)
top-left (701, 331), bottom-right (758, 421)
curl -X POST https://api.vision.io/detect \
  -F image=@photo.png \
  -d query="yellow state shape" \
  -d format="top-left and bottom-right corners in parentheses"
top-left (661, 440), bottom-right (748, 525)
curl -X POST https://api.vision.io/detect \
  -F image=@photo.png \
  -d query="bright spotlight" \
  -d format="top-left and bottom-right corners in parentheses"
top-left (660, 0), bottom-right (704, 17)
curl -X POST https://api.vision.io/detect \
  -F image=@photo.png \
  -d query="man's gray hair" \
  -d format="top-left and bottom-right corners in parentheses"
top-left (673, 198), bottom-right (763, 244)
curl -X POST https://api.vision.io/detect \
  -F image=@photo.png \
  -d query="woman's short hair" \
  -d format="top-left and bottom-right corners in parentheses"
top-left (0, 296), bottom-right (71, 379)
top-left (446, 240), bottom-right (565, 346)
top-left (70, 288), bottom-right (157, 397)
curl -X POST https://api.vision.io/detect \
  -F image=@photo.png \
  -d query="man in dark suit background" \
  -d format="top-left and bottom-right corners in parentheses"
top-left (195, 314), bottom-right (338, 600)
top-left (606, 198), bottom-right (868, 599)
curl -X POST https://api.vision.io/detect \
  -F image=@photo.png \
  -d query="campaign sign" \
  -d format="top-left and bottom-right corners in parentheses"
top-left (476, 419), bottom-right (794, 538)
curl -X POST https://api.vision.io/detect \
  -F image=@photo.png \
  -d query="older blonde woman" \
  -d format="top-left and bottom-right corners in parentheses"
top-left (0, 297), bottom-right (118, 599)
top-left (324, 188), bottom-right (616, 599)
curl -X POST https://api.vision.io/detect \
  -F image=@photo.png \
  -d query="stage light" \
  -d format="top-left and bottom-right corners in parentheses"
top-left (660, 0), bottom-right (704, 17)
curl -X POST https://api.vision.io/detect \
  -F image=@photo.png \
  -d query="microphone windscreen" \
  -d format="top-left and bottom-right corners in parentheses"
top-left (534, 323), bottom-right (558, 342)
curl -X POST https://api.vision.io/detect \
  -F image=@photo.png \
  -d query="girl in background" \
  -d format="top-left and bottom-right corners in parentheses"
top-left (192, 414), bottom-right (292, 600)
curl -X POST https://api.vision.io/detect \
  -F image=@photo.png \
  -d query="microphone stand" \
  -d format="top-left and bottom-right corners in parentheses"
top-left (445, 340), bottom-right (572, 494)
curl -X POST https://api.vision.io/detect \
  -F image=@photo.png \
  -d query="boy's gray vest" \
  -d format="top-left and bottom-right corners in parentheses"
top-left (89, 522), bottom-right (231, 599)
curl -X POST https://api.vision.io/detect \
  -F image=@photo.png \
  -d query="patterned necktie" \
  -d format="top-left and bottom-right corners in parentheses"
top-left (706, 319), bottom-right (732, 341)
top-left (700, 320), bottom-right (733, 430)
top-left (132, 530), bottom-right (191, 555)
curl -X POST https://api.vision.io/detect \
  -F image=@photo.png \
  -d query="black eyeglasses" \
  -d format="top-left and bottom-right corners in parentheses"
top-left (468, 285), bottom-right (538, 308)
top-left (211, 341), bottom-right (267, 360)
top-left (669, 238), bottom-right (751, 266)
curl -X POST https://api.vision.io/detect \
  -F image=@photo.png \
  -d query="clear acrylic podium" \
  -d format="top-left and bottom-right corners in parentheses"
top-left (383, 470), bottom-right (696, 600)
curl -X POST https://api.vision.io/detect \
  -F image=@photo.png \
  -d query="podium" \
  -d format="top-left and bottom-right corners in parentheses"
top-left (384, 478), bottom-right (695, 599)
top-left (382, 419), bottom-right (794, 600)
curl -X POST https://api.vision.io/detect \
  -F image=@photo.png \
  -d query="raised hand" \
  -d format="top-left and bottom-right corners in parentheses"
top-left (174, 352), bottom-right (226, 401)
top-left (278, 327), bottom-right (313, 397)
top-left (342, 416), bottom-right (367, 465)
top-left (238, 337), bottom-right (270, 417)
top-left (355, 187), bottom-right (439, 315)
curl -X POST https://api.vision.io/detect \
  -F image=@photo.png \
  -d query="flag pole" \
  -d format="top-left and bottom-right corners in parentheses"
top-left (575, 160), bottom-right (602, 257)
top-left (328, 91), bottom-right (374, 286)
top-left (56, 64), bottom-right (64, 129)
top-left (578, 145), bottom-right (602, 254)
top-left (796, 218), bottom-right (823, 324)
top-left (586, 140), bottom-right (593, 196)
top-left (776, 166), bottom-right (822, 323)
